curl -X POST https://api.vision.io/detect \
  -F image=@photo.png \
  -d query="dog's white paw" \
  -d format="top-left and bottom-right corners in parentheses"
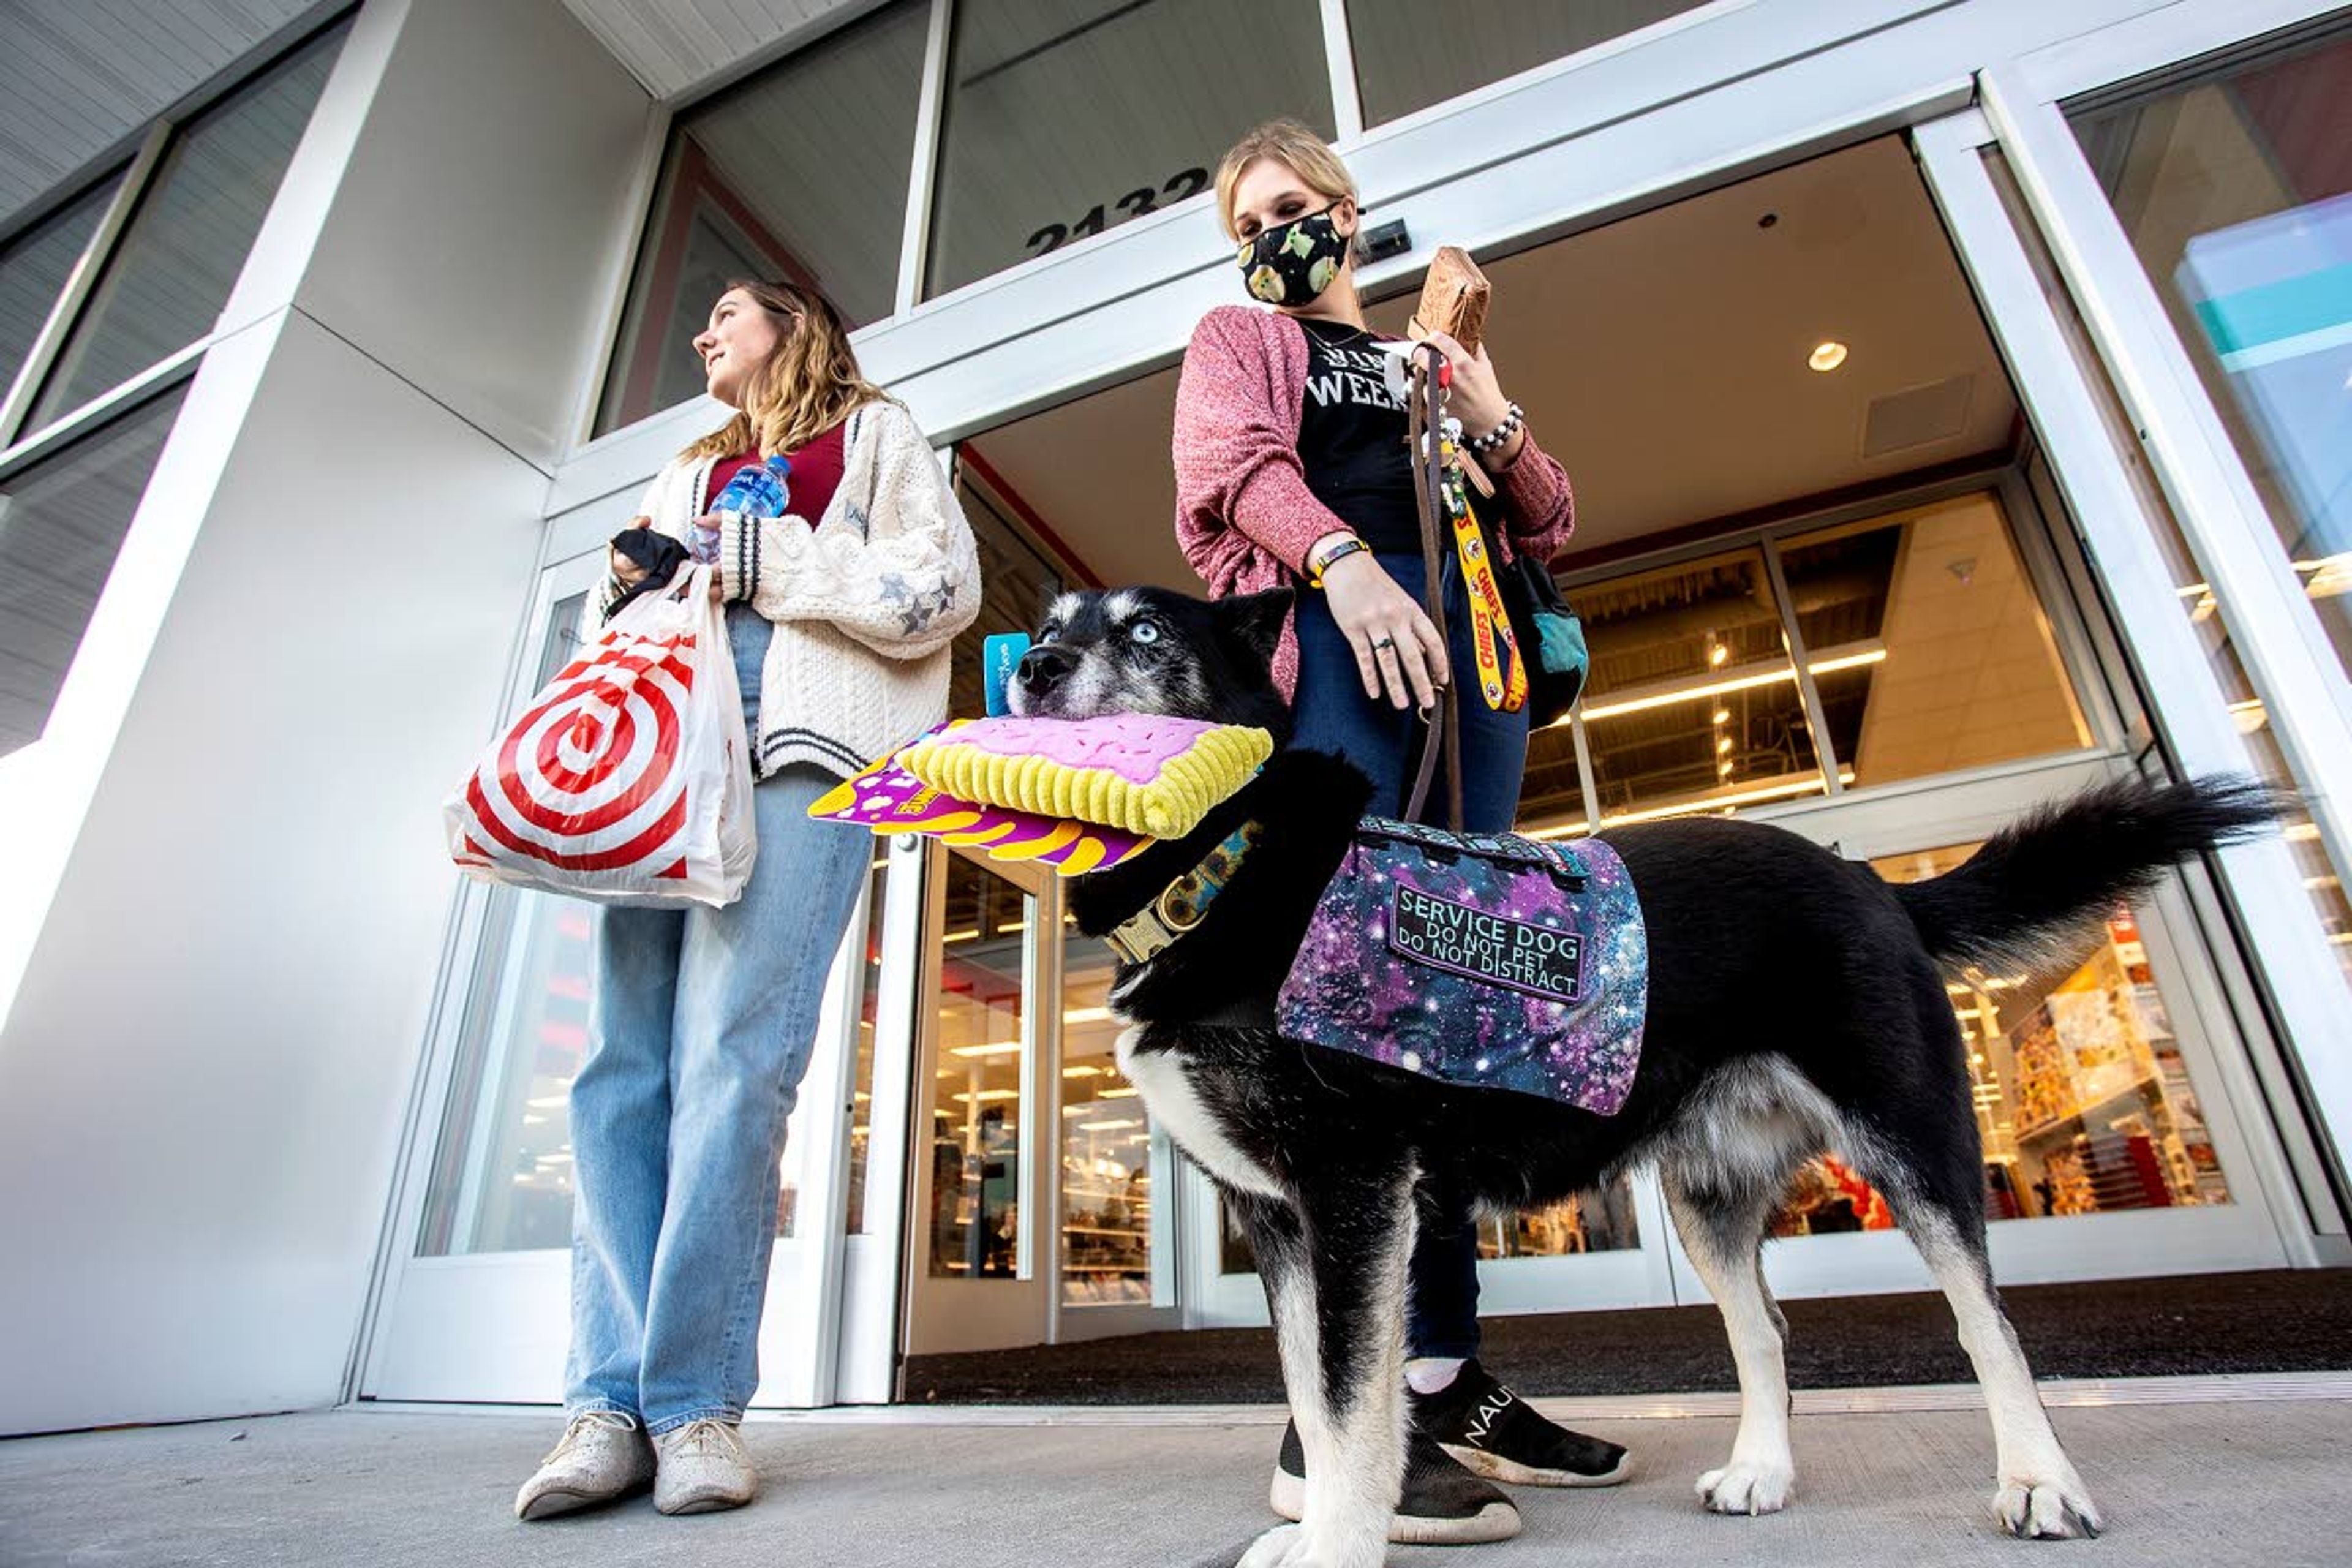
top-left (1698, 1457), bottom-right (1795, 1517)
top-left (1234, 1521), bottom-right (1384, 1568)
top-left (1993, 1469), bottom-right (2103, 1540)
top-left (1237, 1524), bottom-right (1301, 1568)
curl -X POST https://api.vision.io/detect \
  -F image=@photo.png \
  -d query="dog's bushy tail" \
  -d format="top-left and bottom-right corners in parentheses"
top-left (1894, 775), bottom-right (2285, 975)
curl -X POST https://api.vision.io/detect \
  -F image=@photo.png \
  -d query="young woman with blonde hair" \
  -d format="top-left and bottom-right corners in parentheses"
top-left (1174, 120), bottom-right (1625, 1545)
top-left (516, 280), bottom-right (979, 1520)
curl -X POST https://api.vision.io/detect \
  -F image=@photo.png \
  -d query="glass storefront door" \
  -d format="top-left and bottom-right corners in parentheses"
top-left (1163, 127), bottom-right (2306, 1329)
top-left (900, 846), bottom-right (1156, 1355)
top-left (361, 549), bottom-right (891, 1407)
top-left (1651, 781), bottom-right (2291, 1308)
top-left (900, 843), bottom-right (1182, 1357)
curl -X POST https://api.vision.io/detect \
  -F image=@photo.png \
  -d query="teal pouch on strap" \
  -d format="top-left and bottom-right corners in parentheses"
top-left (1504, 552), bottom-right (1588, 726)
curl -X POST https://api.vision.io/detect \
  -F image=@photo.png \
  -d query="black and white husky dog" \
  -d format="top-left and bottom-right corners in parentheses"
top-left (1012, 584), bottom-right (2277, 1568)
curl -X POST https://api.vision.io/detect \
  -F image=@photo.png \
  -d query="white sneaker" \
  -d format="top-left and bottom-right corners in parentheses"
top-left (654, 1417), bottom-right (758, 1515)
top-left (514, 1410), bottom-right (654, 1520)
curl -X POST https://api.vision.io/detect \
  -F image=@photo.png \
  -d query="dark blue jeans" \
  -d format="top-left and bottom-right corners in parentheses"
top-left (1291, 551), bottom-right (1529, 1359)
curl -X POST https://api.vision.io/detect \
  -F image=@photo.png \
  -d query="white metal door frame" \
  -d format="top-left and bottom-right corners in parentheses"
top-left (1657, 755), bottom-right (2295, 1305)
top-left (1913, 103), bottom-right (2345, 1254)
top-left (1983, 9), bottom-right (2352, 910)
top-left (358, 546), bottom-right (603, 1403)
top-left (359, 545), bottom-right (881, 1407)
top-left (899, 842), bottom-right (1062, 1357)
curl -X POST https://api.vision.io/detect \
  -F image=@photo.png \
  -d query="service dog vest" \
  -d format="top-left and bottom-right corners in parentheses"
top-left (1275, 819), bottom-right (1647, 1112)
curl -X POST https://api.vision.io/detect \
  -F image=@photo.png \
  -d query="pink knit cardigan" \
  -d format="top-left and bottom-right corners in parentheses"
top-left (1172, 303), bottom-right (1577, 700)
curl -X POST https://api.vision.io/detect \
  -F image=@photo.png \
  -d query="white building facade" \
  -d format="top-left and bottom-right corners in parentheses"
top-left (1, 0), bottom-right (2346, 1436)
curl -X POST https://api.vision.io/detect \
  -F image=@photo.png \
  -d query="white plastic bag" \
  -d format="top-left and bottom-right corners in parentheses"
top-left (445, 564), bottom-right (757, 907)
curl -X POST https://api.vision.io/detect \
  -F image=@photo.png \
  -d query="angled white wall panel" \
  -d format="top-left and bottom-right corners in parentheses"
top-left (292, 0), bottom-right (654, 468)
top-left (0, 311), bottom-right (547, 1437)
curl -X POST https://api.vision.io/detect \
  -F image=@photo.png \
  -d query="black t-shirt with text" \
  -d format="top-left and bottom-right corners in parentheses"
top-left (1294, 317), bottom-right (1420, 553)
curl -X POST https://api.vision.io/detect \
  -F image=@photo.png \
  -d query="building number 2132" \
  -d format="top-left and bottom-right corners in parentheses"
top-left (1025, 168), bottom-right (1210, 257)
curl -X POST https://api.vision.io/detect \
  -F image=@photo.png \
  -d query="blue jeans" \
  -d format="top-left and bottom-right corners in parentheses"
top-left (1292, 552), bottom-right (1529, 1360)
top-left (564, 607), bottom-right (871, 1431)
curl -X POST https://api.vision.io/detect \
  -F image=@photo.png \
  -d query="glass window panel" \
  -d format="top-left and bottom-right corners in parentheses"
top-left (595, 2), bottom-right (929, 435)
top-left (1984, 148), bottom-right (2352, 990)
top-left (0, 176), bottom-right (119, 407)
top-left (1572, 546), bottom-right (1827, 827)
top-left (845, 856), bottom-right (892, 1234)
top-left (923, 0), bottom-right (1334, 300)
top-left (953, 454), bottom-right (1068, 717)
top-left (1475, 1178), bottom-right (1641, 1256)
top-left (1345, 0), bottom-right (1710, 127)
top-left (31, 26), bottom-right (345, 428)
top-left (1062, 925), bottom-right (1153, 1305)
top-left (1782, 842), bottom-right (2236, 1233)
top-left (1224, 1174), bottom-right (1641, 1274)
top-left (417, 594), bottom-right (600, 1256)
top-left (929, 857), bottom-right (1031, 1278)
top-left (417, 589), bottom-right (821, 1254)
top-left (2068, 27), bottom-right (2352, 682)
top-left (0, 385), bottom-right (187, 758)
top-left (1780, 492), bottom-right (2093, 789)
top-left (1515, 715), bottom-right (1589, 834)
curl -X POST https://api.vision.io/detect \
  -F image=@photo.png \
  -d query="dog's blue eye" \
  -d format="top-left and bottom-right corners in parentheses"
top-left (1129, 620), bottom-right (1161, 646)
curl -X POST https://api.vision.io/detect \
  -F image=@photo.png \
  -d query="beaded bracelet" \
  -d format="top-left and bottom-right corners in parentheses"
top-left (1467, 402), bottom-right (1525, 456)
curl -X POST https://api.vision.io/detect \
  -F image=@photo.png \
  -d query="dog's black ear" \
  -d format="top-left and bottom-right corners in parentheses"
top-left (1221, 589), bottom-right (1294, 671)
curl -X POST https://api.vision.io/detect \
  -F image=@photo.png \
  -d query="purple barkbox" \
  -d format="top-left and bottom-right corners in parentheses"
top-left (1275, 819), bottom-right (1648, 1112)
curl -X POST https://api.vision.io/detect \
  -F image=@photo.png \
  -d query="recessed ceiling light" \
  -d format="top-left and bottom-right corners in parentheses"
top-left (1809, 341), bottom-right (1849, 372)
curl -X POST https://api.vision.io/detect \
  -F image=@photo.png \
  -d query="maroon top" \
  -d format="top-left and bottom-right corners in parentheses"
top-left (706, 418), bottom-right (849, 523)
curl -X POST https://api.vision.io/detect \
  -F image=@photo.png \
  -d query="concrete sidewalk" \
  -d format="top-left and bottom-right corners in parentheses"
top-left (4, 1379), bottom-right (2344, 1567)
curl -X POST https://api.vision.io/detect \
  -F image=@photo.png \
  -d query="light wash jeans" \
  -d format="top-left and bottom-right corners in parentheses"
top-left (564, 606), bottom-right (871, 1433)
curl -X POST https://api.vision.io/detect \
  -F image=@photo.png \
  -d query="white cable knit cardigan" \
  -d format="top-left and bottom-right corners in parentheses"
top-left (594, 399), bottom-right (981, 780)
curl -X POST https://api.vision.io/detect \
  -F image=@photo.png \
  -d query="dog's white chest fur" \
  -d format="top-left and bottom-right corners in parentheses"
top-left (1114, 1025), bottom-right (1283, 1199)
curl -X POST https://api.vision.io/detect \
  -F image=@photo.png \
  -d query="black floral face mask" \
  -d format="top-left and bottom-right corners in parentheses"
top-left (1237, 203), bottom-right (1350, 306)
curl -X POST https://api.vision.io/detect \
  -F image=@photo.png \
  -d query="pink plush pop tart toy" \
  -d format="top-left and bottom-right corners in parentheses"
top-left (807, 715), bottom-right (1272, 876)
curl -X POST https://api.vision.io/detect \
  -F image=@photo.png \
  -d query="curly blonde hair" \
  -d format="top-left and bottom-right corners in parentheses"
top-left (680, 279), bottom-right (892, 462)
top-left (1213, 118), bottom-right (1357, 241)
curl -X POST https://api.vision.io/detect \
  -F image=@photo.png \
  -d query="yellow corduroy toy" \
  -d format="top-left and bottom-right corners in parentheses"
top-left (897, 715), bottom-right (1273, 841)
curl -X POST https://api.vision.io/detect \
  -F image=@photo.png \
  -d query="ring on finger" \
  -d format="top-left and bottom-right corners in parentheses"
top-left (1372, 636), bottom-right (1396, 652)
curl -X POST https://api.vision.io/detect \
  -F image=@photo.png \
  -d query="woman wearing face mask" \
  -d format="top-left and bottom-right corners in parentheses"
top-left (1172, 121), bottom-right (1624, 1545)
top-left (515, 281), bottom-right (979, 1523)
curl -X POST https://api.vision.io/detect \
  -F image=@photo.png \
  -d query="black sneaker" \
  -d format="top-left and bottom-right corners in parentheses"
top-left (1411, 1359), bottom-right (1630, 1487)
top-left (1270, 1418), bottom-right (1521, 1545)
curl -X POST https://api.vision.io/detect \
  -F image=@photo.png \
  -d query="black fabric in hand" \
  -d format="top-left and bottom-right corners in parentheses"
top-left (609, 527), bottom-right (691, 616)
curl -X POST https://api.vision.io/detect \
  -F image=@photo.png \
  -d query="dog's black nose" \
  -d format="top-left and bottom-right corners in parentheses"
top-left (1016, 644), bottom-right (1075, 692)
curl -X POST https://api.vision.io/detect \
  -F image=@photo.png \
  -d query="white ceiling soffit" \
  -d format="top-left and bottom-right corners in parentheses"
top-left (0, 0), bottom-right (322, 228)
top-left (965, 137), bottom-right (2018, 590)
top-left (560, 0), bottom-right (878, 100)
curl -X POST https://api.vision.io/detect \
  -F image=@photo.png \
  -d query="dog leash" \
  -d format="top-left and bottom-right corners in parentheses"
top-left (1404, 340), bottom-right (1465, 832)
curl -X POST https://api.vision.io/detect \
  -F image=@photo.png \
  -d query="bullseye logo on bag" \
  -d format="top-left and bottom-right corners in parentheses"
top-left (458, 628), bottom-right (701, 877)
top-left (1388, 885), bottom-right (1584, 1001)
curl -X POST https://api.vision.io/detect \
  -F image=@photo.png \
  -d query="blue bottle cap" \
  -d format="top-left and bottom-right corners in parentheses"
top-left (982, 633), bottom-right (1031, 717)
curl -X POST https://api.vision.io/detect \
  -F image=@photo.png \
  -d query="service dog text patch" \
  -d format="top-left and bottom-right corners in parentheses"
top-left (1390, 886), bottom-right (1584, 1001)
top-left (1277, 823), bottom-right (1647, 1113)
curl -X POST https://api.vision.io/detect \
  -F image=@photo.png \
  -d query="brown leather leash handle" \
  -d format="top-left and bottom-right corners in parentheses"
top-left (1402, 340), bottom-right (1464, 832)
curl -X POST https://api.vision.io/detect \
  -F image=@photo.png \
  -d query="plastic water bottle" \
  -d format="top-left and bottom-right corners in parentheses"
top-left (714, 453), bottom-right (792, 518)
top-left (695, 453), bottom-right (791, 564)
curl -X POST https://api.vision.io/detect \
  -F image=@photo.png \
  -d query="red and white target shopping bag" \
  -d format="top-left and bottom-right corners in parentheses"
top-left (444, 565), bottom-right (757, 907)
